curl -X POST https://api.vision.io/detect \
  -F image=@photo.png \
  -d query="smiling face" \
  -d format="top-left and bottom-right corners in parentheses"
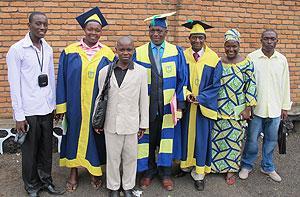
top-left (224, 40), bottom-right (240, 59)
top-left (189, 33), bottom-right (206, 52)
top-left (28, 14), bottom-right (48, 39)
top-left (149, 26), bottom-right (168, 45)
top-left (83, 21), bottom-right (102, 46)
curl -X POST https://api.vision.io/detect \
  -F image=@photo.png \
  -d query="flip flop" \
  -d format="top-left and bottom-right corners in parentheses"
top-left (66, 180), bottom-right (78, 192)
top-left (226, 173), bottom-right (237, 185)
top-left (90, 178), bottom-right (102, 190)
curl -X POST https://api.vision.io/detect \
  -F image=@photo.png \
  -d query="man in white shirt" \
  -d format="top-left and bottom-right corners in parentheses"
top-left (6, 12), bottom-right (63, 197)
top-left (239, 29), bottom-right (291, 182)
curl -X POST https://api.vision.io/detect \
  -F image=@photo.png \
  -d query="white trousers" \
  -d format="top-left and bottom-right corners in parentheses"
top-left (105, 132), bottom-right (137, 190)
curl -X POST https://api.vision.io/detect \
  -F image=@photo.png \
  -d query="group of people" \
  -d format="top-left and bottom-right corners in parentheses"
top-left (6, 6), bottom-right (291, 197)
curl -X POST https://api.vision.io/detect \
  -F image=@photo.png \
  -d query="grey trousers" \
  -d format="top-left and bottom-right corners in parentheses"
top-left (105, 132), bottom-right (137, 190)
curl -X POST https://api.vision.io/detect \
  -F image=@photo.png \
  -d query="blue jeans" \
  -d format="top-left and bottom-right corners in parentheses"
top-left (241, 115), bottom-right (280, 172)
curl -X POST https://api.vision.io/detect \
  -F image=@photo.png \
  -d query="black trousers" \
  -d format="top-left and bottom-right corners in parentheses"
top-left (21, 113), bottom-right (53, 193)
top-left (144, 116), bottom-right (172, 179)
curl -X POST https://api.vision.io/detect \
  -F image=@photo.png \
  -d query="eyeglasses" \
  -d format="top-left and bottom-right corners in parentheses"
top-left (149, 29), bottom-right (165, 35)
top-left (190, 35), bottom-right (206, 41)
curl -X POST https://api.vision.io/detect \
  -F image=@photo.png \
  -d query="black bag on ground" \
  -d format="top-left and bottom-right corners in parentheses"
top-left (278, 120), bottom-right (287, 154)
top-left (92, 64), bottom-right (114, 129)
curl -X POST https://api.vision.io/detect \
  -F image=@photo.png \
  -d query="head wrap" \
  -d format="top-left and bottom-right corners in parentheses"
top-left (224, 29), bottom-right (240, 43)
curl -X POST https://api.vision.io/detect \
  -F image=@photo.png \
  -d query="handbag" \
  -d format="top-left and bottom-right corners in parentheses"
top-left (278, 120), bottom-right (287, 154)
top-left (92, 64), bottom-right (115, 129)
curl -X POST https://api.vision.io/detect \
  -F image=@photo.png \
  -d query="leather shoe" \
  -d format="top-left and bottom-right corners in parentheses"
top-left (173, 170), bottom-right (188, 178)
top-left (110, 190), bottom-right (120, 197)
top-left (28, 192), bottom-right (39, 197)
top-left (194, 180), bottom-right (205, 191)
top-left (162, 178), bottom-right (174, 191)
top-left (44, 184), bottom-right (65, 195)
top-left (123, 189), bottom-right (134, 197)
top-left (140, 177), bottom-right (152, 189)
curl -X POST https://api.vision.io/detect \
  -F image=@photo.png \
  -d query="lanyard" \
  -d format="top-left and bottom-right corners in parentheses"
top-left (34, 43), bottom-right (44, 72)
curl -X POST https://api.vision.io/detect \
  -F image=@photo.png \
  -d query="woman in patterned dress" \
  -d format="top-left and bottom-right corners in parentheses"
top-left (211, 29), bottom-right (257, 185)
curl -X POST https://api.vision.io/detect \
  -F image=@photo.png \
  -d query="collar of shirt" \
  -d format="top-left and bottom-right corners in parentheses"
top-left (114, 60), bottom-right (134, 70)
top-left (258, 48), bottom-right (279, 59)
top-left (150, 41), bottom-right (165, 50)
top-left (79, 38), bottom-right (102, 50)
top-left (22, 32), bottom-right (45, 49)
top-left (192, 47), bottom-right (205, 59)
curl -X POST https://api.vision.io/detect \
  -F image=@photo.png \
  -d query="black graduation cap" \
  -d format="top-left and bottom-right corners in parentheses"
top-left (76, 7), bottom-right (108, 29)
top-left (182, 20), bottom-right (213, 34)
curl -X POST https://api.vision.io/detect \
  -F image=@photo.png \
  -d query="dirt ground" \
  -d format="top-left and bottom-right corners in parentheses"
top-left (0, 132), bottom-right (299, 197)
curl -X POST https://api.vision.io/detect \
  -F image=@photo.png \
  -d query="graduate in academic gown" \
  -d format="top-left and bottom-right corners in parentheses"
top-left (55, 7), bottom-right (114, 192)
top-left (132, 12), bottom-right (188, 191)
top-left (178, 20), bottom-right (223, 191)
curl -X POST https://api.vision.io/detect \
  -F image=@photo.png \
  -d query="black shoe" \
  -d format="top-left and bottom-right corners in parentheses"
top-left (194, 180), bottom-right (205, 191)
top-left (109, 190), bottom-right (120, 197)
top-left (173, 170), bottom-right (188, 178)
top-left (44, 184), bottom-right (65, 195)
top-left (123, 189), bottom-right (134, 197)
top-left (28, 191), bottom-right (39, 197)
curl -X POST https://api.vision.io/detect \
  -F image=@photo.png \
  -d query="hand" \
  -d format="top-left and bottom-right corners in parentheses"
top-left (187, 94), bottom-right (198, 104)
top-left (281, 110), bottom-right (288, 120)
top-left (240, 107), bottom-right (252, 120)
top-left (138, 129), bottom-right (145, 139)
top-left (94, 128), bottom-right (104, 134)
top-left (186, 94), bottom-right (195, 103)
top-left (192, 99), bottom-right (199, 104)
top-left (16, 120), bottom-right (29, 133)
top-left (54, 113), bottom-right (64, 123)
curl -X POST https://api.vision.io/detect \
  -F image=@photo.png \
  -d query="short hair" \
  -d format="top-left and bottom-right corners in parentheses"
top-left (116, 36), bottom-right (134, 47)
top-left (261, 29), bottom-right (278, 38)
top-left (28, 12), bottom-right (46, 23)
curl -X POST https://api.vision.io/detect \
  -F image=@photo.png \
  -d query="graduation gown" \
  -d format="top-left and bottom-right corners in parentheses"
top-left (133, 41), bottom-right (188, 172)
top-left (56, 42), bottom-right (114, 176)
top-left (180, 46), bottom-right (222, 175)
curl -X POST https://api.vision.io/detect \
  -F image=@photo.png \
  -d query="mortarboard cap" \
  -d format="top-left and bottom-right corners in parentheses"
top-left (144, 12), bottom-right (176, 28)
top-left (182, 20), bottom-right (213, 35)
top-left (76, 7), bottom-right (108, 29)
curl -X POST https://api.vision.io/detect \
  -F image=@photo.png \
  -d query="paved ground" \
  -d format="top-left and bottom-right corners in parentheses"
top-left (0, 132), bottom-right (299, 197)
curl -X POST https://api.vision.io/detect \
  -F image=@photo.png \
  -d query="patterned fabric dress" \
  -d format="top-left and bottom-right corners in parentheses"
top-left (211, 57), bottom-right (256, 173)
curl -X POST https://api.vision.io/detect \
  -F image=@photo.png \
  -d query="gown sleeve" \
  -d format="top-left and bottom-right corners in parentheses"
top-left (195, 60), bottom-right (223, 120)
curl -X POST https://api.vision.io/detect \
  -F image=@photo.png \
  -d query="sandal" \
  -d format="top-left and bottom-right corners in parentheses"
top-left (90, 177), bottom-right (102, 190)
top-left (225, 173), bottom-right (237, 185)
top-left (66, 180), bottom-right (78, 192)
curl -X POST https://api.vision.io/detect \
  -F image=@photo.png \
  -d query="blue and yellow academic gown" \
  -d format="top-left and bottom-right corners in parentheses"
top-left (180, 46), bottom-right (222, 175)
top-left (56, 42), bottom-right (114, 176)
top-left (132, 41), bottom-right (188, 172)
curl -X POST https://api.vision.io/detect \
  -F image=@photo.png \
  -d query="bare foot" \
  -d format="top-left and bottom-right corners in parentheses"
top-left (66, 168), bottom-right (78, 192)
top-left (90, 175), bottom-right (102, 190)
